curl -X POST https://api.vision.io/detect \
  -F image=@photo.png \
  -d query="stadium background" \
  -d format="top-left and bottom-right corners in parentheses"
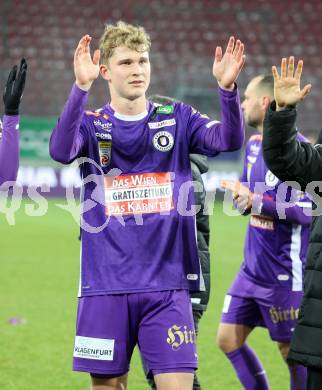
top-left (0, 0), bottom-right (321, 388)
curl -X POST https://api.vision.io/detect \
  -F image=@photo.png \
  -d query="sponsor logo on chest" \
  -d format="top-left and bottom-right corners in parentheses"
top-left (98, 141), bottom-right (112, 167)
top-left (95, 119), bottom-right (112, 167)
top-left (104, 172), bottom-right (174, 216)
top-left (250, 215), bottom-right (274, 230)
top-left (94, 119), bottom-right (112, 132)
top-left (156, 105), bottom-right (174, 114)
top-left (96, 132), bottom-right (112, 140)
top-left (148, 118), bottom-right (176, 129)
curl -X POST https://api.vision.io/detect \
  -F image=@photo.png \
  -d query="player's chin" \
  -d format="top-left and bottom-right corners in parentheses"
top-left (126, 89), bottom-right (146, 101)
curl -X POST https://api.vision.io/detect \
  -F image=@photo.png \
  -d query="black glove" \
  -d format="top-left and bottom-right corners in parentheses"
top-left (3, 58), bottom-right (27, 115)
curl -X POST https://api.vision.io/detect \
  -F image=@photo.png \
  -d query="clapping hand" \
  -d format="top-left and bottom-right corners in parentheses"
top-left (272, 57), bottom-right (311, 110)
top-left (213, 37), bottom-right (245, 91)
top-left (74, 35), bottom-right (100, 91)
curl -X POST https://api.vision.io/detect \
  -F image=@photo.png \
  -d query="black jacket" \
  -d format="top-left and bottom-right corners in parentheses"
top-left (189, 154), bottom-right (210, 311)
top-left (263, 102), bottom-right (322, 368)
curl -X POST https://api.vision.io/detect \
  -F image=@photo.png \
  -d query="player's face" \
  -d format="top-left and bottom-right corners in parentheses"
top-left (241, 78), bottom-right (264, 130)
top-left (102, 46), bottom-right (151, 101)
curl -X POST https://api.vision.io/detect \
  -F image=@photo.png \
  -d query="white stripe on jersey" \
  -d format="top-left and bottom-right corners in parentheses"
top-left (77, 244), bottom-right (83, 298)
top-left (194, 214), bottom-right (205, 292)
top-left (78, 178), bottom-right (85, 297)
top-left (290, 225), bottom-right (303, 291)
top-left (206, 120), bottom-right (220, 128)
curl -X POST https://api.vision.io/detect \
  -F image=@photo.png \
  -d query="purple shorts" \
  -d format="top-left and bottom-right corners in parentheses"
top-left (73, 290), bottom-right (197, 376)
top-left (221, 272), bottom-right (303, 342)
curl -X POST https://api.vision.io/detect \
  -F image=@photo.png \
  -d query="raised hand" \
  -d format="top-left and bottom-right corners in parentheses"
top-left (213, 37), bottom-right (245, 91)
top-left (3, 58), bottom-right (27, 115)
top-left (74, 35), bottom-right (100, 91)
top-left (272, 57), bottom-right (311, 109)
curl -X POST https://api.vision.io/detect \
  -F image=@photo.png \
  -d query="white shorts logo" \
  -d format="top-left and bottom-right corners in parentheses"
top-left (74, 336), bottom-right (114, 361)
top-left (277, 274), bottom-right (289, 281)
top-left (222, 295), bottom-right (232, 313)
top-left (187, 273), bottom-right (198, 281)
top-left (152, 131), bottom-right (174, 152)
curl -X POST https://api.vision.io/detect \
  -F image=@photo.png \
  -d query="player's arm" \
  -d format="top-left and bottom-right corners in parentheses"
top-left (221, 180), bottom-right (252, 215)
top-left (241, 134), bottom-right (310, 225)
top-left (220, 141), bottom-right (250, 215)
top-left (262, 57), bottom-right (322, 190)
top-left (0, 59), bottom-right (27, 185)
top-left (188, 37), bottom-right (245, 154)
top-left (252, 186), bottom-right (311, 226)
top-left (239, 140), bottom-right (249, 184)
top-left (49, 35), bottom-right (100, 164)
top-left (221, 180), bottom-right (311, 225)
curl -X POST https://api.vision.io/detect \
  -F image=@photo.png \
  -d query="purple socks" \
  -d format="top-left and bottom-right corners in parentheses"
top-left (226, 345), bottom-right (307, 389)
top-left (226, 344), bottom-right (270, 389)
top-left (288, 364), bottom-right (307, 390)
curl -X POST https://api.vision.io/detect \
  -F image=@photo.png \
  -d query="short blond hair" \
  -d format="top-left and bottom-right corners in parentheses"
top-left (99, 21), bottom-right (151, 64)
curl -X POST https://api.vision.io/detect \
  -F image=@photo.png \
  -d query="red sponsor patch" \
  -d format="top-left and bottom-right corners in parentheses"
top-left (104, 172), bottom-right (174, 216)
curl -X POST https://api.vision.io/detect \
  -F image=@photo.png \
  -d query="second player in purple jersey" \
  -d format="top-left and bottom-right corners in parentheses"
top-left (239, 131), bottom-right (311, 290)
top-left (217, 74), bottom-right (311, 390)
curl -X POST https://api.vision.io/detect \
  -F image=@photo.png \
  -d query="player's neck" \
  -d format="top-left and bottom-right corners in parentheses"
top-left (110, 95), bottom-right (147, 116)
top-left (257, 123), bottom-right (263, 133)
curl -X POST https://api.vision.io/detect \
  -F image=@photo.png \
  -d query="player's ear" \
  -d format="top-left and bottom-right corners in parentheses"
top-left (262, 96), bottom-right (271, 111)
top-left (100, 64), bottom-right (111, 81)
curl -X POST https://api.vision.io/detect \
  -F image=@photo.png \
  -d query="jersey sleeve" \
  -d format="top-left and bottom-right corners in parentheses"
top-left (253, 182), bottom-right (312, 226)
top-left (49, 84), bottom-right (89, 164)
top-left (239, 141), bottom-right (250, 183)
top-left (0, 115), bottom-right (20, 185)
top-left (184, 86), bottom-right (244, 156)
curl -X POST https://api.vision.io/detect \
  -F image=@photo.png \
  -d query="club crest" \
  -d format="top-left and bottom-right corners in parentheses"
top-left (152, 131), bottom-right (174, 152)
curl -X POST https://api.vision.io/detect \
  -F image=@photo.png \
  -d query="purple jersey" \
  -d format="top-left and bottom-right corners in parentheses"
top-left (50, 84), bottom-right (244, 296)
top-left (0, 115), bottom-right (20, 185)
top-left (240, 133), bottom-right (311, 290)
